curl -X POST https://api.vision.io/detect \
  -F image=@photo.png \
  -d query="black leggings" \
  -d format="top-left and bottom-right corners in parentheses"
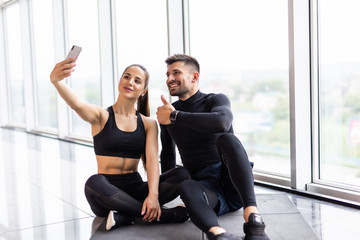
top-left (84, 167), bottom-right (190, 217)
top-left (178, 133), bottom-right (256, 232)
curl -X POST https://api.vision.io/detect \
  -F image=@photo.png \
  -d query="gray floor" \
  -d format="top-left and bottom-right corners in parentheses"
top-left (90, 194), bottom-right (318, 240)
top-left (0, 128), bottom-right (359, 240)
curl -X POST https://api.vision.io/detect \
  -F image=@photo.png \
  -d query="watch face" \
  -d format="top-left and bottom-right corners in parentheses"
top-left (170, 110), bottom-right (178, 123)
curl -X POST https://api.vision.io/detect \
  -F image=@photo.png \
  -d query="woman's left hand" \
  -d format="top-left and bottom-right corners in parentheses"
top-left (141, 193), bottom-right (161, 222)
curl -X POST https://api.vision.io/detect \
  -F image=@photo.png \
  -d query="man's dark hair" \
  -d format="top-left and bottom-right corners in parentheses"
top-left (165, 54), bottom-right (200, 73)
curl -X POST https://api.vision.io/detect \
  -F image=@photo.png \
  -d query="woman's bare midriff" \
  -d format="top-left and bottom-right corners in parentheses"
top-left (96, 155), bottom-right (140, 174)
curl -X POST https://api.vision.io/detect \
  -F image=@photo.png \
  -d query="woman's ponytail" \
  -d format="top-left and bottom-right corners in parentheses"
top-left (137, 91), bottom-right (150, 117)
top-left (137, 91), bottom-right (149, 170)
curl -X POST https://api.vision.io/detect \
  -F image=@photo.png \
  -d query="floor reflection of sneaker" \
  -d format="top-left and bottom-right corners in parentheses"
top-left (106, 210), bottom-right (135, 231)
top-left (158, 206), bottom-right (189, 223)
top-left (206, 232), bottom-right (241, 240)
top-left (243, 213), bottom-right (270, 240)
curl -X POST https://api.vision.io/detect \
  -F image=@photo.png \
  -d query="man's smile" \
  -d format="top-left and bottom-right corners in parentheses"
top-left (168, 81), bottom-right (180, 89)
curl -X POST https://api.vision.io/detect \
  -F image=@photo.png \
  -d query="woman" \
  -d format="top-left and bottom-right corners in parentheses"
top-left (50, 57), bottom-right (189, 230)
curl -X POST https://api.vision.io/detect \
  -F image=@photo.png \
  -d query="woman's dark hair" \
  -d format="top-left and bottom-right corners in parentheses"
top-left (122, 64), bottom-right (150, 169)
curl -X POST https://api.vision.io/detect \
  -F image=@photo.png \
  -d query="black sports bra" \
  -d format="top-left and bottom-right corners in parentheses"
top-left (93, 106), bottom-right (146, 159)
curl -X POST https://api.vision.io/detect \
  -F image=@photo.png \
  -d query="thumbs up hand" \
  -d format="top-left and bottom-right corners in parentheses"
top-left (160, 94), bottom-right (171, 106)
top-left (157, 95), bottom-right (175, 125)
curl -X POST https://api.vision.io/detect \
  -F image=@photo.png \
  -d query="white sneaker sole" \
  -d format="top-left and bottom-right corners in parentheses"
top-left (106, 210), bottom-right (116, 231)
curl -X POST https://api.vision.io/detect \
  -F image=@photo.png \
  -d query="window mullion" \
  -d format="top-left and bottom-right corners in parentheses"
top-left (0, 8), bottom-right (9, 126)
top-left (98, 0), bottom-right (115, 108)
top-left (167, 0), bottom-right (184, 55)
top-left (52, 0), bottom-right (69, 138)
top-left (20, 0), bottom-right (35, 131)
top-left (288, 0), bottom-right (312, 190)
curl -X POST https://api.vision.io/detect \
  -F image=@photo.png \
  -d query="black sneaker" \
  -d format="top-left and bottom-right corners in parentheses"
top-left (243, 213), bottom-right (270, 240)
top-left (158, 206), bottom-right (189, 223)
top-left (207, 232), bottom-right (241, 240)
top-left (106, 210), bottom-right (135, 230)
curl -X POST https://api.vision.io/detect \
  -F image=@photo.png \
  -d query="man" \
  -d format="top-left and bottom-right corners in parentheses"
top-left (157, 54), bottom-right (270, 240)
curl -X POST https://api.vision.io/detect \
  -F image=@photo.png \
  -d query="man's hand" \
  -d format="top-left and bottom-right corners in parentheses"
top-left (157, 95), bottom-right (175, 125)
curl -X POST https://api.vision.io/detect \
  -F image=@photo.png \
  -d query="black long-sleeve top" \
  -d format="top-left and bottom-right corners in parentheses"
top-left (160, 90), bottom-right (234, 175)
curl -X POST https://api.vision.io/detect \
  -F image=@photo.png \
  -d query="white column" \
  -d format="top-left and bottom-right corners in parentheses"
top-left (98, 0), bottom-right (115, 107)
top-left (0, 8), bottom-right (9, 126)
top-left (167, 0), bottom-right (185, 55)
top-left (52, 0), bottom-right (69, 138)
top-left (288, 0), bottom-right (312, 190)
top-left (20, 0), bottom-right (35, 131)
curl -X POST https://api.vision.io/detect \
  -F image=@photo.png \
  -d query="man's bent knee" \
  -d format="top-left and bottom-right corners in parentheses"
top-left (217, 133), bottom-right (241, 149)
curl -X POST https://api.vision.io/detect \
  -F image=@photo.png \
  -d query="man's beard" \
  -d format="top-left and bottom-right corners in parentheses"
top-left (169, 88), bottom-right (188, 98)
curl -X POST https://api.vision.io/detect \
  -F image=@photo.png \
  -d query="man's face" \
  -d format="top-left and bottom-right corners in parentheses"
top-left (166, 61), bottom-right (195, 99)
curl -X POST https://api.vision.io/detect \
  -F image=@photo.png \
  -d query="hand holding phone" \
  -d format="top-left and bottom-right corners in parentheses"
top-left (66, 45), bottom-right (82, 62)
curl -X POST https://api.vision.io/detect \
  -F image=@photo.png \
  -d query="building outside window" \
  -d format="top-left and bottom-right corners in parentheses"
top-left (114, 0), bottom-right (169, 117)
top-left (31, 0), bottom-right (57, 131)
top-left (66, 0), bottom-right (101, 138)
top-left (189, 0), bottom-right (290, 177)
top-left (4, 3), bottom-right (25, 127)
top-left (317, 0), bottom-right (360, 188)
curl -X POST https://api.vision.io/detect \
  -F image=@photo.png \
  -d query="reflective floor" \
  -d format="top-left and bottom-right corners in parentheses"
top-left (0, 128), bottom-right (359, 240)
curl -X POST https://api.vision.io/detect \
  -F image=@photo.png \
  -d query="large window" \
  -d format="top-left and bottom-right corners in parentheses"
top-left (31, 0), bottom-right (57, 131)
top-left (1, 0), bottom-right (360, 203)
top-left (114, 0), bottom-right (168, 117)
top-left (318, 0), bottom-right (360, 188)
top-left (5, 3), bottom-right (25, 126)
top-left (189, 0), bottom-right (290, 176)
top-left (66, 0), bottom-right (101, 138)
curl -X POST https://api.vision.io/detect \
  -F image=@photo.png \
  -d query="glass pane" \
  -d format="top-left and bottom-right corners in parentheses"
top-left (32, 0), bottom-right (58, 130)
top-left (66, 0), bottom-right (101, 137)
top-left (318, 0), bottom-right (360, 187)
top-left (189, 0), bottom-right (290, 176)
top-left (5, 3), bottom-right (25, 126)
top-left (114, 0), bottom-right (168, 117)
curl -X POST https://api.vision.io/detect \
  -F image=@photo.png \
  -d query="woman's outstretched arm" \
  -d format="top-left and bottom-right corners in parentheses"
top-left (50, 58), bottom-right (103, 125)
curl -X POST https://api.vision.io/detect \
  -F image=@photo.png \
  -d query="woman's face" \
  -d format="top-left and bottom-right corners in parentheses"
top-left (118, 66), bottom-right (147, 99)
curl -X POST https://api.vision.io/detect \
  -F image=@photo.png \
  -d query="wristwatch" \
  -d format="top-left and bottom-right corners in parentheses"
top-left (170, 110), bottom-right (179, 124)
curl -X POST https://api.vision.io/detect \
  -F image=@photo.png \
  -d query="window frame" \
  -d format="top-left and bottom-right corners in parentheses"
top-left (307, 0), bottom-right (360, 202)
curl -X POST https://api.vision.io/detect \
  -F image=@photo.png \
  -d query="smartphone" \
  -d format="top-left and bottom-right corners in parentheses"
top-left (66, 45), bottom-right (82, 62)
